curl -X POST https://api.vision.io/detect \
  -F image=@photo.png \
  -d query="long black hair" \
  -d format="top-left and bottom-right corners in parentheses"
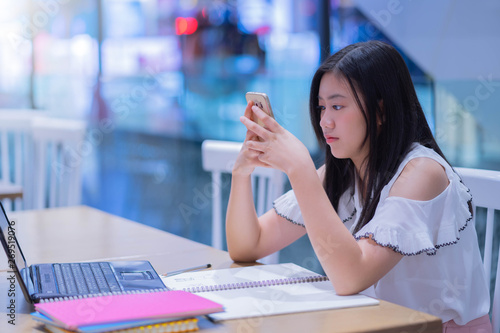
top-left (309, 40), bottom-right (447, 234)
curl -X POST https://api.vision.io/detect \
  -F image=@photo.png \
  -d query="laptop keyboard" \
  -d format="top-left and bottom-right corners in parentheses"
top-left (53, 262), bottom-right (121, 295)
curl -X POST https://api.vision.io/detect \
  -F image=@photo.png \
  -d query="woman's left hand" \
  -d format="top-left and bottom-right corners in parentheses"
top-left (239, 105), bottom-right (314, 178)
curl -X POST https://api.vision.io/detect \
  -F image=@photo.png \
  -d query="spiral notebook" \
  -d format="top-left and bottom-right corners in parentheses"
top-left (33, 289), bottom-right (223, 331)
top-left (162, 263), bottom-right (379, 321)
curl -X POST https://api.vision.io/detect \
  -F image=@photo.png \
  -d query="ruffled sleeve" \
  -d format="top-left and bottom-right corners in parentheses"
top-left (273, 189), bottom-right (306, 227)
top-left (273, 188), bottom-right (357, 228)
top-left (354, 178), bottom-right (473, 256)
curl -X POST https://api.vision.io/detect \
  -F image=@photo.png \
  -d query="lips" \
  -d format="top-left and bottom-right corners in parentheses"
top-left (324, 135), bottom-right (338, 143)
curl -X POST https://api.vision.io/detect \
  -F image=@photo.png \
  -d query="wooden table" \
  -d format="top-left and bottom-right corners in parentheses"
top-left (0, 183), bottom-right (23, 200)
top-left (0, 206), bottom-right (442, 333)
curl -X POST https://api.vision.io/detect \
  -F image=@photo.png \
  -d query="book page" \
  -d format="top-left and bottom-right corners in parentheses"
top-left (162, 263), bottom-right (378, 321)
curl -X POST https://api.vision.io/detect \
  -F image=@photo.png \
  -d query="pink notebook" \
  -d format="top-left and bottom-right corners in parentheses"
top-left (34, 290), bottom-right (224, 330)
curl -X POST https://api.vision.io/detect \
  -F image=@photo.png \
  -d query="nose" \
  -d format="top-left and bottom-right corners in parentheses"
top-left (320, 111), bottom-right (335, 129)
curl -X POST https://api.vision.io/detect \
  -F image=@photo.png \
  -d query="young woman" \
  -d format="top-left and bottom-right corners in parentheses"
top-left (226, 40), bottom-right (491, 331)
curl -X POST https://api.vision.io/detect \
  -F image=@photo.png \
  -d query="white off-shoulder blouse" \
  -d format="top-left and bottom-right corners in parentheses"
top-left (273, 143), bottom-right (490, 325)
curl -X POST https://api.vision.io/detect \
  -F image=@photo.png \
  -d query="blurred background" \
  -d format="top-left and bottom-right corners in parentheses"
top-left (1, 0), bottom-right (499, 274)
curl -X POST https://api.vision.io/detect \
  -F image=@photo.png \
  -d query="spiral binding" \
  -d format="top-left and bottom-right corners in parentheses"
top-left (39, 288), bottom-right (170, 303)
top-left (182, 275), bottom-right (329, 293)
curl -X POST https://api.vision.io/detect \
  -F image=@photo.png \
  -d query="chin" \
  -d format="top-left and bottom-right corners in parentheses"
top-left (329, 146), bottom-right (348, 159)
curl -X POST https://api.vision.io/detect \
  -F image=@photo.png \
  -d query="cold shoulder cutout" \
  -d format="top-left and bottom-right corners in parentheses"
top-left (388, 157), bottom-right (449, 201)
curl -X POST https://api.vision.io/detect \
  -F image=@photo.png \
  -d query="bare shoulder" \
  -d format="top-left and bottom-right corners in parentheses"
top-left (389, 157), bottom-right (449, 201)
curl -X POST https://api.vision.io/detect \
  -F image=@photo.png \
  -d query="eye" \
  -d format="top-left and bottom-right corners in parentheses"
top-left (332, 105), bottom-right (342, 110)
top-left (316, 105), bottom-right (326, 112)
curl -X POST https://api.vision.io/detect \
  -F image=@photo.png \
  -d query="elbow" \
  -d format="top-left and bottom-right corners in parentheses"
top-left (335, 286), bottom-right (362, 296)
top-left (226, 234), bottom-right (263, 263)
top-left (228, 250), bottom-right (246, 263)
top-left (331, 278), bottom-right (372, 296)
top-left (227, 246), bottom-right (258, 263)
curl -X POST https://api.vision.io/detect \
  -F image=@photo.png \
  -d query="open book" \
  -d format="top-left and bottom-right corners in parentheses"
top-left (162, 263), bottom-right (378, 321)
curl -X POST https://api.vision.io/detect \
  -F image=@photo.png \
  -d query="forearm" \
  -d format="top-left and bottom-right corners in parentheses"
top-left (225, 173), bottom-right (262, 262)
top-left (288, 165), bottom-right (366, 294)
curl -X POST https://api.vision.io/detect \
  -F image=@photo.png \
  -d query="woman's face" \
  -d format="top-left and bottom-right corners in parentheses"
top-left (318, 72), bottom-right (370, 169)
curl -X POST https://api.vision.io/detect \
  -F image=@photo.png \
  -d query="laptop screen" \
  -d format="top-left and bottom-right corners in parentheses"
top-left (0, 202), bottom-right (32, 302)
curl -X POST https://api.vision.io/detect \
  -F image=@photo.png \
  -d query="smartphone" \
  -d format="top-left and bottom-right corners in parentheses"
top-left (245, 92), bottom-right (275, 127)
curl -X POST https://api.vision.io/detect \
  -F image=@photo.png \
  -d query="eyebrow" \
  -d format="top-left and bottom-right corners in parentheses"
top-left (318, 93), bottom-right (347, 100)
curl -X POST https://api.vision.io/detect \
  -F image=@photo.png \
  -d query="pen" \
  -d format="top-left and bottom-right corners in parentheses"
top-left (161, 263), bottom-right (212, 277)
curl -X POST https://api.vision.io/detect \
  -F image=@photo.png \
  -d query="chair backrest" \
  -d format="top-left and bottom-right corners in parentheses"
top-left (455, 167), bottom-right (500, 332)
top-left (31, 117), bottom-right (87, 209)
top-left (201, 140), bottom-right (286, 257)
top-left (0, 110), bottom-right (39, 209)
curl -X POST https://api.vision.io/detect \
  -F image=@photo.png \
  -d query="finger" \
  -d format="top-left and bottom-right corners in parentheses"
top-left (244, 138), bottom-right (267, 153)
top-left (255, 158), bottom-right (272, 169)
top-left (253, 149), bottom-right (273, 169)
top-left (240, 115), bottom-right (269, 140)
top-left (244, 119), bottom-right (260, 141)
top-left (241, 144), bottom-right (269, 167)
top-left (244, 101), bottom-right (253, 120)
top-left (247, 149), bottom-right (265, 162)
top-left (244, 140), bottom-right (273, 167)
top-left (251, 105), bottom-right (281, 132)
top-left (244, 129), bottom-right (259, 142)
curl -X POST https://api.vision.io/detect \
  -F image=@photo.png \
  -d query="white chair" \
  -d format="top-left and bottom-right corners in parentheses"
top-left (31, 117), bottom-right (87, 209)
top-left (455, 167), bottom-right (500, 332)
top-left (201, 140), bottom-right (286, 264)
top-left (0, 110), bottom-right (38, 210)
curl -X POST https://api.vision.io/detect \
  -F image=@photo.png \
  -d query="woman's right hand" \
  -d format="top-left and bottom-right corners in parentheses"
top-left (232, 101), bottom-right (270, 177)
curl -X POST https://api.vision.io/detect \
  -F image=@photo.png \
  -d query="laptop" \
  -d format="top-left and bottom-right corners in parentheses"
top-left (0, 202), bottom-right (167, 303)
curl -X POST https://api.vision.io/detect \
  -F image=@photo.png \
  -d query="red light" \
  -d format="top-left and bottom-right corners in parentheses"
top-left (185, 17), bottom-right (198, 34)
top-left (175, 17), bottom-right (187, 35)
top-left (175, 17), bottom-right (198, 35)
